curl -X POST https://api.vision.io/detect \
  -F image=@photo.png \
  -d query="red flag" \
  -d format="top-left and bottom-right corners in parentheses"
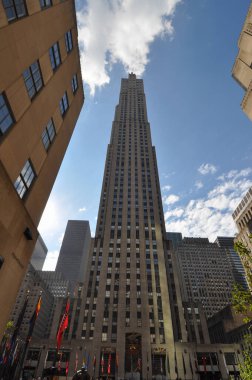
top-left (66, 361), bottom-right (69, 375)
top-left (101, 352), bottom-right (104, 374)
top-left (202, 355), bottom-right (207, 373)
top-left (57, 299), bottom-right (70, 351)
top-left (27, 295), bottom-right (42, 343)
top-left (108, 353), bottom-right (111, 374)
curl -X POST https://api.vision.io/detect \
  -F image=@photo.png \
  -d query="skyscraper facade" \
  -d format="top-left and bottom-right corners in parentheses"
top-left (0, 0), bottom-right (84, 338)
top-left (79, 73), bottom-right (179, 379)
top-left (232, 1), bottom-right (252, 120)
top-left (173, 237), bottom-right (235, 318)
top-left (215, 236), bottom-right (248, 290)
top-left (26, 75), bottom-right (241, 380)
top-left (56, 220), bottom-right (91, 293)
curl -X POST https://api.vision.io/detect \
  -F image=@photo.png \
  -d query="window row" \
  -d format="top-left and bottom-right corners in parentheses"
top-left (2, 0), bottom-right (54, 22)
top-left (0, 73), bottom-right (78, 136)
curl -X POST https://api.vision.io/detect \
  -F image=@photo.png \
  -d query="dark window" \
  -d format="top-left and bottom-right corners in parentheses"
top-left (49, 42), bottom-right (61, 70)
top-left (65, 30), bottom-right (73, 53)
top-left (42, 119), bottom-right (56, 150)
top-left (0, 93), bottom-right (14, 135)
top-left (2, 0), bottom-right (27, 22)
top-left (23, 61), bottom-right (43, 99)
top-left (71, 74), bottom-right (78, 93)
top-left (40, 0), bottom-right (51, 8)
top-left (59, 92), bottom-right (69, 116)
top-left (14, 160), bottom-right (36, 198)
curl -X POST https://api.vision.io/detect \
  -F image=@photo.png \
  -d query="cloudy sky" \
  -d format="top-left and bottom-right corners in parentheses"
top-left (40, 0), bottom-right (252, 270)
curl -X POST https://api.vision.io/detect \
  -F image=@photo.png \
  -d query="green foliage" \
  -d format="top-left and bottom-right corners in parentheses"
top-left (239, 350), bottom-right (252, 380)
top-left (232, 284), bottom-right (252, 322)
top-left (234, 235), bottom-right (252, 289)
top-left (232, 238), bottom-right (252, 380)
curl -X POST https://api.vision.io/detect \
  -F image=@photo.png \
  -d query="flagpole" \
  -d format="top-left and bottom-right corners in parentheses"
top-left (14, 293), bottom-right (42, 380)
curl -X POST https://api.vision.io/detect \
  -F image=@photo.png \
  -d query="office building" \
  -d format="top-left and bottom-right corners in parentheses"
top-left (173, 237), bottom-right (235, 318)
top-left (232, 187), bottom-right (252, 287)
top-left (56, 220), bottom-right (91, 293)
top-left (215, 236), bottom-right (248, 290)
top-left (30, 235), bottom-right (48, 271)
top-left (232, 2), bottom-right (252, 120)
top-left (38, 270), bottom-right (70, 298)
top-left (25, 75), bottom-right (241, 380)
top-left (166, 232), bottom-right (182, 249)
top-left (10, 264), bottom-right (54, 340)
top-left (0, 0), bottom-right (84, 338)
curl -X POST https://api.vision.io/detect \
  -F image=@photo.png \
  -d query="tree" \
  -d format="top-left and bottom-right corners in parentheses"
top-left (232, 236), bottom-right (252, 380)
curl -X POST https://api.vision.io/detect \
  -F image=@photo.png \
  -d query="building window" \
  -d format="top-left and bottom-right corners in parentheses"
top-left (49, 42), bottom-right (61, 71)
top-left (2, 0), bottom-right (27, 22)
top-left (23, 61), bottom-right (43, 99)
top-left (59, 92), bottom-right (69, 116)
top-left (42, 119), bottom-right (56, 150)
top-left (40, 0), bottom-right (51, 8)
top-left (0, 93), bottom-right (14, 135)
top-left (14, 160), bottom-right (36, 199)
top-left (71, 74), bottom-right (78, 94)
top-left (65, 30), bottom-right (73, 53)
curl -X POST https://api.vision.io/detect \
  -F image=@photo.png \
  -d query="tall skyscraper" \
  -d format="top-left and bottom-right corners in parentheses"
top-left (56, 220), bottom-right (91, 293)
top-left (0, 0), bottom-right (84, 338)
top-left (232, 2), bottom-right (252, 120)
top-left (78, 73), bottom-right (179, 379)
top-left (25, 75), bottom-right (241, 380)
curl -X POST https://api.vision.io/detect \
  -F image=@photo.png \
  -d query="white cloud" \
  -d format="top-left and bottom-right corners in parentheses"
top-left (195, 180), bottom-right (203, 189)
top-left (162, 185), bottom-right (172, 192)
top-left (198, 163), bottom-right (217, 175)
top-left (77, 0), bottom-right (181, 95)
top-left (165, 169), bottom-right (252, 241)
top-left (78, 207), bottom-right (87, 212)
top-left (164, 194), bottom-right (180, 205)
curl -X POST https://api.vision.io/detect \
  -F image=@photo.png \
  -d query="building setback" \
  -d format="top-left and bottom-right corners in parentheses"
top-left (173, 237), bottom-right (235, 318)
top-left (232, 1), bottom-right (252, 120)
top-left (0, 0), bottom-right (84, 338)
top-left (56, 220), bottom-right (91, 294)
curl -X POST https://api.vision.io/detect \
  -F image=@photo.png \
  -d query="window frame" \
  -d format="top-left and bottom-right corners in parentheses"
top-left (41, 118), bottom-right (56, 151)
top-left (65, 30), bottom-right (73, 53)
top-left (71, 74), bottom-right (78, 94)
top-left (2, 0), bottom-right (27, 22)
top-left (49, 42), bottom-right (61, 71)
top-left (59, 92), bottom-right (69, 117)
top-left (23, 60), bottom-right (43, 100)
top-left (0, 92), bottom-right (15, 136)
top-left (40, 0), bottom-right (52, 9)
top-left (14, 159), bottom-right (36, 199)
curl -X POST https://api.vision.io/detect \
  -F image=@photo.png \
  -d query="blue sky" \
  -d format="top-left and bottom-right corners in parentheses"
top-left (40, 0), bottom-right (252, 270)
